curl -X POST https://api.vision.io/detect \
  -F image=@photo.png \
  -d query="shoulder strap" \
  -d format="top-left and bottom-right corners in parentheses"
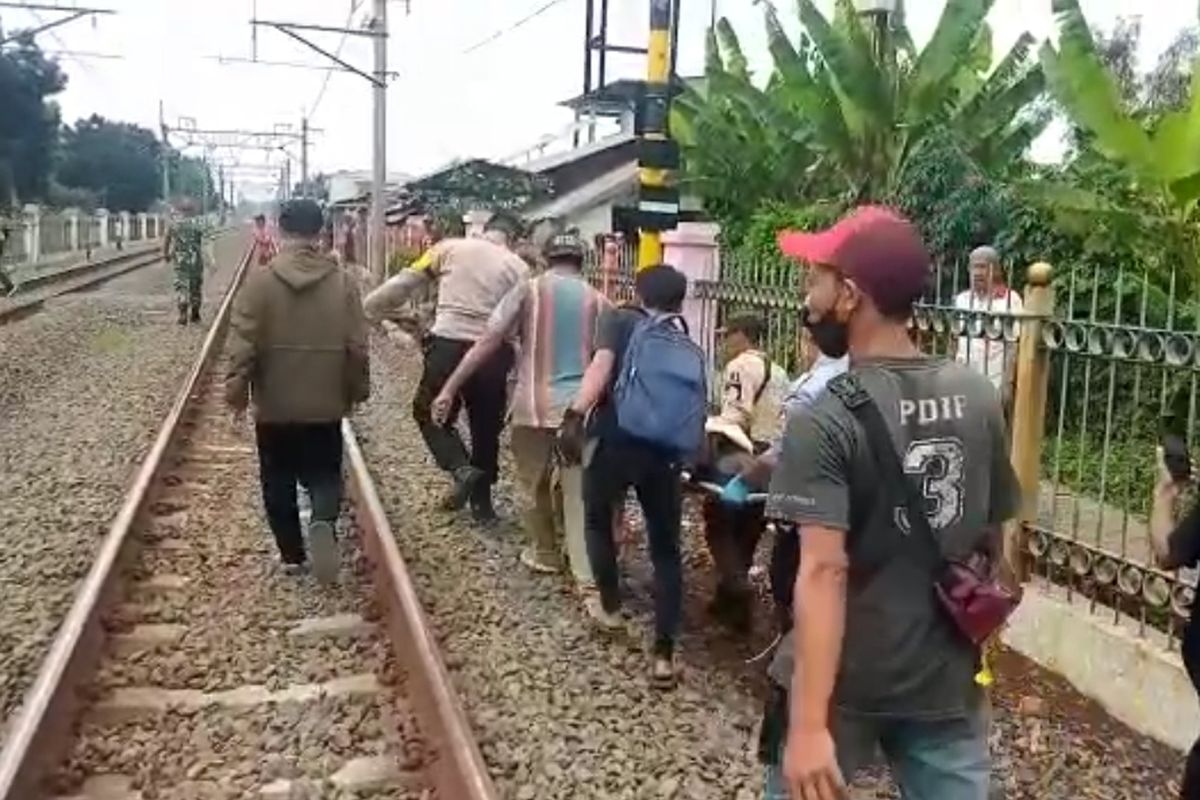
top-left (753, 353), bottom-right (772, 404)
top-left (825, 373), bottom-right (941, 565)
top-left (651, 312), bottom-right (689, 336)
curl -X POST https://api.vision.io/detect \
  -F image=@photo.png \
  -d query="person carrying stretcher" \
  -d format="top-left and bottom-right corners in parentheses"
top-left (699, 313), bottom-right (789, 632)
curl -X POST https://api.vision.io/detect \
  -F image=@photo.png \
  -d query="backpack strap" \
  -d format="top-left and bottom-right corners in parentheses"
top-left (752, 352), bottom-right (772, 405)
top-left (825, 372), bottom-right (942, 568)
top-left (643, 310), bottom-right (689, 336)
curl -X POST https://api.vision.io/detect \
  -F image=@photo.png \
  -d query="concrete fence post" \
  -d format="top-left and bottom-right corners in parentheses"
top-left (23, 204), bottom-right (40, 265)
top-left (118, 211), bottom-right (130, 249)
top-left (96, 209), bottom-right (110, 249)
top-left (66, 208), bottom-right (80, 252)
top-left (1007, 262), bottom-right (1055, 583)
top-left (662, 222), bottom-right (721, 365)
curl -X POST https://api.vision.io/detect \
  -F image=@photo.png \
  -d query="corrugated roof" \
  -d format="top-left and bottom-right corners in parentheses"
top-left (524, 160), bottom-right (637, 222)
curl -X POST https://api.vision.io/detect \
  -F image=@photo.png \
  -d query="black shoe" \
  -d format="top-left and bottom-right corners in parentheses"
top-left (470, 483), bottom-right (499, 525)
top-left (189, 308), bottom-right (201, 324)
top-left (440, 466), bottom-right (483, 511)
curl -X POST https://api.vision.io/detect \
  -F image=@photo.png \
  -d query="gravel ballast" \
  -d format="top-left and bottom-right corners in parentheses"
top-left (52, 374), bottom-right (427, 800)
top-left (0, 236), bottom-right (247, 738)
top-left (356, 338), bottom-right (1186, 800)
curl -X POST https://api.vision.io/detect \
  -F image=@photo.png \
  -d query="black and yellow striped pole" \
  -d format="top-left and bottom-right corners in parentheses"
top-left (636, 0), bottom-right (680, 271)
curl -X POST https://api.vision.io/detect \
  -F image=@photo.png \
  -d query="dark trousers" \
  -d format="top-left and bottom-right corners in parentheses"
top-left (769, 524), bottom-right (801, 634)
top-left (584, 436), bottom-right (683, 655)
top-left (702, 497), bottom-right (765, 596)
top-left (255, 422), bottom-right (343, 564)
top-left (1184, 740), bottom-right (1200, 799)
top-left (411, 334), bottom-right (513, 484)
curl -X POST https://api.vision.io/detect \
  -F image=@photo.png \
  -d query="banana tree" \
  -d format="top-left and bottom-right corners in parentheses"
top-left (673, 0), bottom-right (1048, 217)
top-left (1036, 0), bottom-right (1200, 278)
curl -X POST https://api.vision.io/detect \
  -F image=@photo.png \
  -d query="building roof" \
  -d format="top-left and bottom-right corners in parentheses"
top-left (558, 75), bottom-right (696, 114)
top-left (519, 132), bottom-right (635, 175)
top-left (558, 79), bottom-right (645, 115)
top-left (524, 160), bottom-right (637, 222)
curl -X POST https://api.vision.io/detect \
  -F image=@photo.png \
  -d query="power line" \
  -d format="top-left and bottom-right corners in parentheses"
top-left (462, 0), bottom-right (571, 55)
top-left (307, 0), bottom-right (365, 119)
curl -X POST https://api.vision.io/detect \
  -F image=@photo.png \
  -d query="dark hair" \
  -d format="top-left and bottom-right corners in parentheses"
top-left (253, 214), bottom-right (266, 224)
top-left (723, 312), bottom-right (764, 344)
top-left (279, 200), bottom-right (324, 236)
top-left (635, 264), bottom-right (687, 313)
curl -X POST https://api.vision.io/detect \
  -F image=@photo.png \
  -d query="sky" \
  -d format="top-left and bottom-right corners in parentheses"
top-left (1, 0), bottom-right (1195, 200)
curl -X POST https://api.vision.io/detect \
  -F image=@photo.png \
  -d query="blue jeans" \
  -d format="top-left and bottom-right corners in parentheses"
top-left (763, 703), bottom-right (990, 800)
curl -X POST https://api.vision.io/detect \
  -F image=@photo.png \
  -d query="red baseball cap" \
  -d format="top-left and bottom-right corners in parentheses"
top-left (778, 206), bottom-right (930, 314)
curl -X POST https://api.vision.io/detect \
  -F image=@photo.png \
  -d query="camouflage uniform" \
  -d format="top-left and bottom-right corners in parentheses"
top-left (166, 219), bottom-right (207, 324)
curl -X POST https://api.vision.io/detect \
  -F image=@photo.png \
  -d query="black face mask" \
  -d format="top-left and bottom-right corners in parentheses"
top-left (802, 305), bottom-right (849, 359)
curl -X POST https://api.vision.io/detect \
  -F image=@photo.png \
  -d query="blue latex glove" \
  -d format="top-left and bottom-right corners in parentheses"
top-left (720, 475), bottom-right (751, 506)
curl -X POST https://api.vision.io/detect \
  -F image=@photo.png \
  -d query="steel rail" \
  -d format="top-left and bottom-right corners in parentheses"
top-left (0, 245), bottom-right (163, 324)
top-left (0, 240), bottom-right (498, 799)
top-left (343, 422), bottom-right (500, 800)
top-left (0, 243), bottom-right (253, 798)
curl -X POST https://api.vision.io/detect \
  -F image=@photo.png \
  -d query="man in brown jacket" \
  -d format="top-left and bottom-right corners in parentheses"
top-left (225, 199), bottom-right (370, 584)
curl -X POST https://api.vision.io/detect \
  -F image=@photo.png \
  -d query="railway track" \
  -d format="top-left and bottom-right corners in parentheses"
top-left (0, 244), bottom-right (496, 800)
top-left (0, 246), bottom-right (166, 325)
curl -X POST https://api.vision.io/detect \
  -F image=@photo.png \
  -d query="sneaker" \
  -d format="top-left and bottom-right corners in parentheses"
top-left (308, 520), bottom-right (339, 586)
top-left (281, 561), bottom-right (307, 577)
top-left (651, 653), bottom-right (678, 690)
top-left (519, 547), bottom-right (559, 575)
top-left (582, 593), bottom-right (624, 631)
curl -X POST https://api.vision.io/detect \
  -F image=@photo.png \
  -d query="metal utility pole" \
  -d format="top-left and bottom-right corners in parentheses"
top-left (636, 0), bottom-right (680, 271)
top-left (218, 164), bottom-right (226, 223)
top-left (201, 152), bottom-right (210, 218)
top-left (284, 157), bottom-right (292, 202)
top-left (159, 100), bottom-right (171, 207)
top-left (370, 0), bottom-right (388, 281)
top-left (250, 8), bottom-right (393, 278)
top-left (300, 116), bottom-right (310, 198)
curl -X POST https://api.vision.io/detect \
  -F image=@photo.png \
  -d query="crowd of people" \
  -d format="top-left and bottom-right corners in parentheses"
top-left (220, 198), bottom-right (1113, 800)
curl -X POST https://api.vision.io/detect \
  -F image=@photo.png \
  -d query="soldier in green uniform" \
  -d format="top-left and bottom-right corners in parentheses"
top-left (164, 209), bottom-right (210, 325)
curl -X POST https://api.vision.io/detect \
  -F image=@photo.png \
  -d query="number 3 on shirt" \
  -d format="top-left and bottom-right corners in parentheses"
top-left (895, 438), bottom-right (966, 532)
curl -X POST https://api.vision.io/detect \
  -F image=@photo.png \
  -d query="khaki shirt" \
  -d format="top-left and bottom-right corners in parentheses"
top-left (715, 349), bottom-right (789, 446)
top-left (364, 238), bottom-right (528, 342)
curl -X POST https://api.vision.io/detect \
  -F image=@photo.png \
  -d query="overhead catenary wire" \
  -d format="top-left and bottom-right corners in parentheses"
top-left (306, 0), bottom-right (366, 120)
top-left (461, 0), bottom-right (571, 55)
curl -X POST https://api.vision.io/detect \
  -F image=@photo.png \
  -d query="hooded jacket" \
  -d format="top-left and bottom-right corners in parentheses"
top-left (225, 244), bottom-right (370, 422)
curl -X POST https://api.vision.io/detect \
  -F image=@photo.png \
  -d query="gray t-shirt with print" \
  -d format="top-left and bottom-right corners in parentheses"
top-left (766, 356), bottom-right (1019, 719)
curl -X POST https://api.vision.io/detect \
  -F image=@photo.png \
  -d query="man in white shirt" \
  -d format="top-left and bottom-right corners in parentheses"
top-left (954, 245), bottom-right (1022, 406)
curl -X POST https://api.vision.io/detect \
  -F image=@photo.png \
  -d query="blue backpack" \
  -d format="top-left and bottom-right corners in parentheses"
top-left (614, 312), bottom-right (708, 458)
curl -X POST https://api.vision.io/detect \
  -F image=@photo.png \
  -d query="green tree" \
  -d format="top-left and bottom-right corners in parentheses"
top-left (168, 152), bottom-right (218, 210)
top-left (0, 33), bottom-right (66, 208)
top-left (1035, 0), bottom-right (1200, 286)
top-left (57, 115), bottom-right (162, 212)
top-left (672, 0), bottom-right (1048, 233)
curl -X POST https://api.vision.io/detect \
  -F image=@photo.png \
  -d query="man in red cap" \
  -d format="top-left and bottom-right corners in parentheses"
top-left (760, 206), bottom-right (1018, 800)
